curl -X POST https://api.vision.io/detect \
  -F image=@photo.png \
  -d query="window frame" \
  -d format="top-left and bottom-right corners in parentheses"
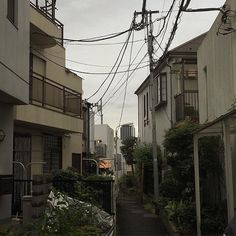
top-left (7, 0), bottom-right (18, 27)
top-left (156, 72), bottom-right (167, 106)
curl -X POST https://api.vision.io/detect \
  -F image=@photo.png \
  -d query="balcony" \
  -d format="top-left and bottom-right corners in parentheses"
top-left (30, 0), bottom-right (63, 47)
top-left (30, 72), bottom-right (82, 118)
top-left (15, 72), bottom-right (82, 133)
top-left (175, 91), bottom-right (199, 123)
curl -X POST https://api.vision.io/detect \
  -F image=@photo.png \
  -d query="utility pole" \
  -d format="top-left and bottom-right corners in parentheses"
top-left (134, 9), bottom-right (159, 200)
top-left (100, 99), bottom-right (103, 124)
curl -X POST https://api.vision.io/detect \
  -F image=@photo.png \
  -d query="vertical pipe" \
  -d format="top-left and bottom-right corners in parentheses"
top-left (193, 135), bottom-right (201, 236)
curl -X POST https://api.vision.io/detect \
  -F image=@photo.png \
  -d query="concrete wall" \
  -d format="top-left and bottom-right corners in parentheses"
top-left (63, 133), bottom-right (83, 169)
top-left (0, 104), bottom-right (14, 219)
top-left (94, 124), bottom-right (114, 159)
top-left (0, 0), bottom-right (29, 105)
top-left (155, 66), bottom-right (173, 149)
top-left (15, 105), bottom-right (83, 134)
top-left (137, 85), bottom-right (152, 144)
top-left (198, 13), bottom-right (236, 123)
top-left (0, 0), bottom-right (29, 220)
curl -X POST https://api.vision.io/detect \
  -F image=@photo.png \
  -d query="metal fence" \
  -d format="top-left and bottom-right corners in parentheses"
top-left (12, 179), bottom-right (32, 215)
top-left (175, 91), bottom-right (199, 123)
top-left (30, 72), bottom-right (82, 118)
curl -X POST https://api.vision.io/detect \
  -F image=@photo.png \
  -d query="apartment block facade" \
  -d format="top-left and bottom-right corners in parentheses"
top-left (135, 34), bottom-right (205, 151)
top-left (0, 0), bottom-right (84, 219)
top-left (0, 0), bottom-right (30, 220)
top-left (13, 0), bottom-right (83, 177)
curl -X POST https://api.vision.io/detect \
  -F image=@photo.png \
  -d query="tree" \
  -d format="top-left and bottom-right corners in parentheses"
top-left (162, 120), bottom-right (198, 200)
top-left (120, 137), bottom-right (137, 173)
top-left (134, 143), bottom-right (161, 197)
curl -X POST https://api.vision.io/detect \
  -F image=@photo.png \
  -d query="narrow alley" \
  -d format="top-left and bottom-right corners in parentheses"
top-left (116, 195), bottom-right (169, 236)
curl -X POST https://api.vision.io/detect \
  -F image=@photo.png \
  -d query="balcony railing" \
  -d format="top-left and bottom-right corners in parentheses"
top-left (30, 0), bottom-right (64, 45)
top-left (175, 91), bottom-right (199, 123)
top-left (30, 72), bottom-right (82, 118)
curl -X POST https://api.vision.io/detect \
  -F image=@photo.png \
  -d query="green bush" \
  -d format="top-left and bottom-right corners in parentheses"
top-left (118, 174), bottom-right (139, 195)
top-left (164, 200), bottom-right (196, 231)
top-left (201, 203), bottom-right (227, 234)
top-left (17, 191), bottom-right (103, 236)
top-left (85, 175), bottom-right (113, 181)
top-left (160, 121), bottom-right (227, 233)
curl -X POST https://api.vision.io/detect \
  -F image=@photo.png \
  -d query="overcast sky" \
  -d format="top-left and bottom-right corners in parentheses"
top-left (56, 0), bottom-right (225, 133)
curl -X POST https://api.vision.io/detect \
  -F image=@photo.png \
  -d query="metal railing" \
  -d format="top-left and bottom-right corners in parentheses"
top-left (30, 72), bottom-right (82, 118)
top-left (175, 91), bottom-right (199, 123)
top-left (30, 0), bottom-right (64, 45)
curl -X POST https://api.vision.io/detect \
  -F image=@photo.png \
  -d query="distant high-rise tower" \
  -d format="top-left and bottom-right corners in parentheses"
top-left (120, 123), bottom-right (135, 141)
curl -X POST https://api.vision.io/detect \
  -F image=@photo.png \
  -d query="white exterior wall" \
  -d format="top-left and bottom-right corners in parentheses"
top-left (0, 0), bottom-right (29, 220)
top-left (155, 66), bottom-right (174, 149)
top-left (63, 133), bottom-right (83, 169)
top-left (137, 86), bottom-right (152, 144)
top-left (116, 138), bottom-right (128, 178)
top-left (0, 0), bottom-right (29, 104)
top-left (198, 14), bottom-right (236, 123)
top-left (197, 2), bottom-right (236, 218)
top-left (94, 124), bottom-right (114, 159)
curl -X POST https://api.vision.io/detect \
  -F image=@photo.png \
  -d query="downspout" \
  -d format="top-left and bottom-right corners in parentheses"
top-left (182, 60), bottom-right (185, 119)
top-left (166, 59), bottom-right (173, 128)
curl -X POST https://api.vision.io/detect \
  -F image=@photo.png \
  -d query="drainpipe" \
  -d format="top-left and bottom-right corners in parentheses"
top-left (182, 60), bottom-right (185, 119)
top-left (166, 59), bottom-right (173, 128)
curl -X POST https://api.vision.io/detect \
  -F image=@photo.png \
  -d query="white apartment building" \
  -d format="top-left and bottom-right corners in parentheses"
top-left (0, 0), bottom-right (29, 220)
top-left (7, 0), bottom-right (83, 217)
top-left (94, 124), bottom-right (114, 160)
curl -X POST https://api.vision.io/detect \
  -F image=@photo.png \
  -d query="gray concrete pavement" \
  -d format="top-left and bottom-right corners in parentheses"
top-left (116, 195), bottom-right (169, 236)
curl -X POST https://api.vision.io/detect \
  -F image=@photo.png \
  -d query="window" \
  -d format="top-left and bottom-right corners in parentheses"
top-left (7, 0), bottom-right (17, 26)
top-left (146, 92), bottom-right (149, 121)
top-left (144, 92), bottom-right (149, 126)
top-left (143, 94), bottom-right (146, 117)
top-left (43, 135), bottom-right (62, 173)
top-left (156, 73), bottom-right (167, 105)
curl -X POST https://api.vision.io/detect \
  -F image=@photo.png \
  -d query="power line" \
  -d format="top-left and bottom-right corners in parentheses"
top-left (32, 48), bottom-right (148, 76)
top-left (96, 26), bottom-right (134, 102)
top-left (41, 47), bottom-right (149, 68)
top-left (160, 0), bottom-right (186, 58)
top-left (0, 60), bottom-right (29, 85)
top-left (86, 22), bottom-right (134, 100)
top-left (64, 39), bottom-right (144, 46)
top-left (103, 42), bottom-right (147, 102)
top-left (118, 26), bottom-right (135, 127)
top-left (103, 52), bottom-right (148, 107)
top-left (33, 27), bottom-right (132, 43)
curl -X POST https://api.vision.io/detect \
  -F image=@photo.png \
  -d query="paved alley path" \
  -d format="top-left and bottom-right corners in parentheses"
top-left (116, 195), bottom-right (169, 236)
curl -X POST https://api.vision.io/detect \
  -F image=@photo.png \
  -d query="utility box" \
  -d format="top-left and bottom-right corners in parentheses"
top-left (22, 195), bottom-right (32, 224)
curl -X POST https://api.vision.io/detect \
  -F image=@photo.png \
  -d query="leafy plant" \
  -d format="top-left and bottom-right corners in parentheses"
top-left (85, 175), bottom-right (113, 181)
top-left (118, 174), bottom-right (139, 195)
top-left (160, 120), bottom-right (227, 233)
top-left (120, 137), bottom-right (137, 173)
top-left (164, 200), bottom-right (196, 231)
top-left (16, 191), bottom-right (103, 236)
